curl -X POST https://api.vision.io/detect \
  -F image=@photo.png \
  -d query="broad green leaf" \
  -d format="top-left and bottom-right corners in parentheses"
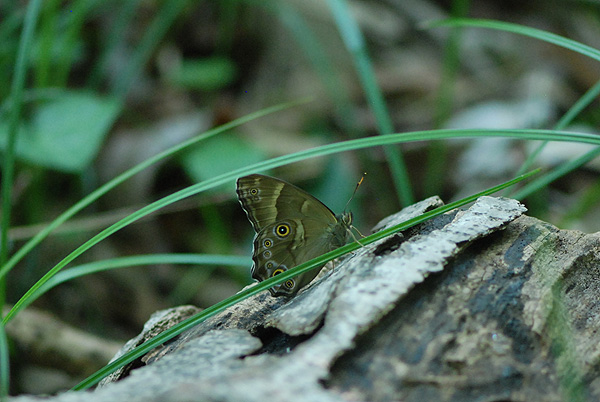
top-left (167, 57), bottom-right (237, 91)
top-left (181, 134), bottom-right (265, 184)
top-left (0, 91), bottom-right (120, 172)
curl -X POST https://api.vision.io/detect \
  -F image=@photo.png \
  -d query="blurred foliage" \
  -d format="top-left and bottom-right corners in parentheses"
top-left (1, 0), bottom-right (600, 395)
top-left (0, 91), bottom-right (120, 172)
top-left (180, 134), bottom-right (265, 184)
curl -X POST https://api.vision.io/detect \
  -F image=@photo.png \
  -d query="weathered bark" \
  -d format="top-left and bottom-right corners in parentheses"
top-left (11, 196), bottom-right (600, 402)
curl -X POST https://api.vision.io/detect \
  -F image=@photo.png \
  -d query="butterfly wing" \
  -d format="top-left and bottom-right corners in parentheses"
top-left (236, 174), bottom-right (351, 296)
top-left (236, 174), bottom-right (338, 231)
top-left (251, 217), bottom-right (349, 296)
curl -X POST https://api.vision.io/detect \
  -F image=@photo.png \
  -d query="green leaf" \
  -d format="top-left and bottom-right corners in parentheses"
top-left (0, 91), bottom-right (120, 172)
top-left (167, 57), bottom-right (237, 91)
top-left (181, 134), bottom-right (266, 183)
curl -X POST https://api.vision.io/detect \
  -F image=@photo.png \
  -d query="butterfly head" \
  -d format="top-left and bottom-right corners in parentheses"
top-left (341, 211), bottom-right (353, 227)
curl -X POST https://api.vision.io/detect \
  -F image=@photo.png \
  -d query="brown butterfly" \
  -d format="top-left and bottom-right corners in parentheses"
top-left (236, 174), bottom-right (352, 296)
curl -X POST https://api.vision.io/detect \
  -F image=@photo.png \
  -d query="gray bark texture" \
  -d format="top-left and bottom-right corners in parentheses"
top-left (11, 196), bottom-right (600, 402)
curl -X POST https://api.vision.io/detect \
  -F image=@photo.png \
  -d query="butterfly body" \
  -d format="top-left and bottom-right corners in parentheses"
top-left (236, 174), bottom-right (352, 296)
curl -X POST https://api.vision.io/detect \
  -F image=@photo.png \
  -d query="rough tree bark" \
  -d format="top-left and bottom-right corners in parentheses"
top-left (11, 196), bottom-right (600, 402)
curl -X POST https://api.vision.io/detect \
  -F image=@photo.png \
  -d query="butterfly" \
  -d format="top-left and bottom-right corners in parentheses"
top-left (236, 174), bottom-right (353, 296)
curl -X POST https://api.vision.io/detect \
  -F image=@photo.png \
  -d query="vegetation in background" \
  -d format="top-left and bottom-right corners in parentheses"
top-left (0, 0), bottom-right (599, 398)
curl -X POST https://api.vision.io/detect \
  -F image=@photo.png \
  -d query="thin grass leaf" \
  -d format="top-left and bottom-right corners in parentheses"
top-left (0, 322), bottom-right (10, 401)
top-left (112, 0), bottom-right (189, 98)
top-left (326, 0), bottom-right (414, 206)
top-left (512, 147), bottom-right (600, 200)
top-left (0, 98), bottom-right (308, 283)
top-left (425, 0), bottom-right (470, 196)
top-left (559, 177), bottom-right (600, 228)
top-left (3, 128), bottom-right (598, 324)
top-left (433, 0), bottom-right (471, 129)
top-left (429, 18), bottom-right (600, 62)
top-left (0, 14), bottom-right (25, 97)
top-left (1, 0), bottom-right (43, 309)
top-left (87, 0), bottom-right (143, 88)
top-left (73, 169), bottom-right (537, 390)
top-left (195, 204), bottom-right (248, 285)
top-left (21, 254), bottom-right (250, 312)
top-left (555, 81), bottom-right (600, 131)
top-left (512, 79), bottom-right (600, 196)
top-left (54, 0), bottom-right (103, 86)
top-left (0, 321), bottom-right (8, 402)
top-left (272, 1), bottom-right (356, 133)
top-left (35, 0), bottom-right (57, 87)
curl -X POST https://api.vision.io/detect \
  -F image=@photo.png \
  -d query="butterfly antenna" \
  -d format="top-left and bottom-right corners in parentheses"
top-left (343, 172), bottom-right (366, 213)
top-left (343, 173), bottom-right (367, 247)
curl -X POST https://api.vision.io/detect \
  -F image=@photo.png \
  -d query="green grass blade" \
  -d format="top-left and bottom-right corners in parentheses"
top-left (88, 0), bottom-right (143, 88)
top-left (512, 147), bottom-right (600, 200)
top-left (429, 18), bottom-right (600, 62)
top-left (1, 0), bottom-right (43, 309)
top-left (72, 169), bottom-right (537, 391)
top-left (514, 78), bottom-right (600, 187)
top-left (326, 0), bottom-right (414, 206)
top-left (0, 13), bottom-right (24, 97)
top-left (425, 0), bottom-right (470, 196)
top-left (559, 177), bottom-right (600, 228)
top-left (433, 0), bottom-right (471, 129)
top-left (554, 79), bottom-right (600, 131)
top-left (35, 0), bottom-right (56, 87)
top-left (4, 128), bottom-right (597, 324)
top-left (22, 254), bottom-right (250, 311)
top-left (273, 2), bottom-right (356, 132)
top-left (0, 321), bottom-right (8, 401)
top-left (54, 0), bottom-right (103, 86)
top-left (112, 0), bottom-right (189, 98)
top-left (0, 99), bottom-right (308, 282)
